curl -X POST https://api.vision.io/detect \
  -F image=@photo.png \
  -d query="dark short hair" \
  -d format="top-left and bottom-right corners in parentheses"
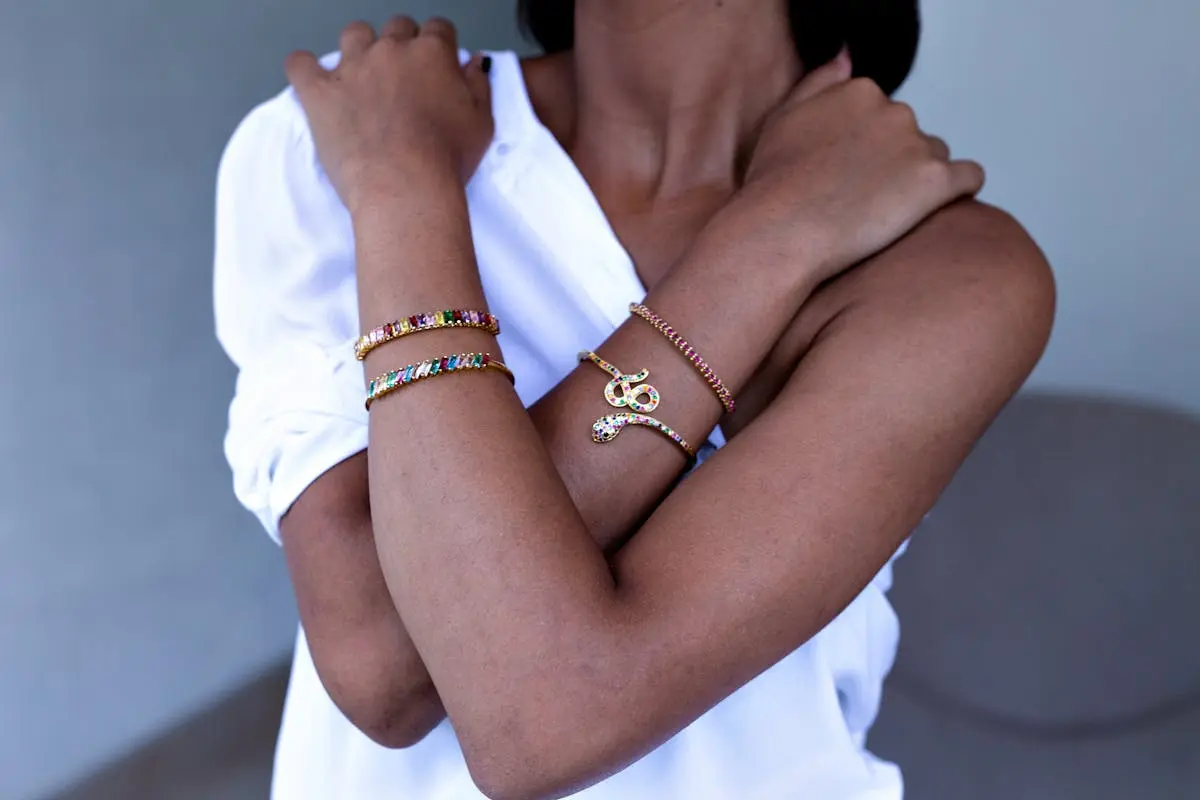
top-left (517, 0), bottom-right (920, 96)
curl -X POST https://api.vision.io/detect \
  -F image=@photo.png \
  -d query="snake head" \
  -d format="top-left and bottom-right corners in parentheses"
top-left (592, 415), bottom-right (625, 443)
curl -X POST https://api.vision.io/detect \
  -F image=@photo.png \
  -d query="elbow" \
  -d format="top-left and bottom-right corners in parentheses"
top-left (468, 760), bottom-right (569, 800)
top-left (461, 721), bottom-right (604, 800)
top-left (346, 685), bottom-right (444, 750)
top-left (332, 683), bottom-right (444, 749)
top-left (318, 662), bottom-right (446, 750)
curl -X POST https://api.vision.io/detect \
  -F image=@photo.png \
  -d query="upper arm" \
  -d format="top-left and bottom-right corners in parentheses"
top-left (630, 198), bottom-right (1052, 726)
top-left (527, 202), bottom-right (1055, 785)
top-left (215, 88), bottom-right (367, 542)
top-left (281, 454), bottom-right (445, 746)
top-left (215, 89), bottom-right (442, 742)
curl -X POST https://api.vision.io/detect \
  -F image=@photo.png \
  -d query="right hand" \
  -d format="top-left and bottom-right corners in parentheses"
top-left (285, 17), bottom-right (493, 210)
top-left (713, 50), bottom-right (985, 286)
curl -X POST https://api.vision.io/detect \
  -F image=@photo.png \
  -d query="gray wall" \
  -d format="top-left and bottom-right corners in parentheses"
top-left (0, 1), bottom-right (1195, 799)
top-left (0, 3), bottom-right (521, 799)
top-left (901, 0), bottom-right (1200, 415)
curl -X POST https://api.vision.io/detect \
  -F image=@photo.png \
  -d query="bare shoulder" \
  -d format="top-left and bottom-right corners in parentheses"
top-left (794, 199), bottom-right (1058, 379)
top-left (793, 199), bottom-right (1059, 422)
top-left (733, 201), bottom-right (1055, 432)
top-left (836, 200), bottom-right (1056, 339)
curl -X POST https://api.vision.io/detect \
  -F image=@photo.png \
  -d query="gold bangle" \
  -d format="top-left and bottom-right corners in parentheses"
top-left (578, 351), bottom-right (661, 414)
top-left (366, 352), bottom-right (514, 410)
top-left (591, 413), bottom-right (696, 462)
top-left (579, 351), bottom-right (695, 461)
top-left (629, 303), bottom-right (735, 414)
top-left (355, 309), bottom-right (500, 361)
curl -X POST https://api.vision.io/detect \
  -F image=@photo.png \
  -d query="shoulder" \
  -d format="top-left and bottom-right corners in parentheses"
top-left (213, 51), bottom-right (354, 365)
top-left (216, 47), bottom-right (489, 205)
top-left (829, 200), bottom-right (1056, 365)
top-left (216, 52), bottom-right (343, 184)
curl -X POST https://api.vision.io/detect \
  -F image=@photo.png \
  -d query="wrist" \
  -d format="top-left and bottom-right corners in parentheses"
top-left (347, 156), bottom-right (482, 321)
top-left (343, 149), bottom-right (462, 219)
top-left (685, 211), bottom-right (825, 305)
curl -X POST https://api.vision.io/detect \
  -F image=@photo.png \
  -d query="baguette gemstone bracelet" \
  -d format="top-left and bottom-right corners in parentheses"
top-left (366, 352), bottom-right (514, 410)
top-left (355, 309), bottom-right (500, 361)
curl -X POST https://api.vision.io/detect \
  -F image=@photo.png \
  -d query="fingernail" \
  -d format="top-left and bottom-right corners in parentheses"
top-left (481, 55), bottom-right (493, 75)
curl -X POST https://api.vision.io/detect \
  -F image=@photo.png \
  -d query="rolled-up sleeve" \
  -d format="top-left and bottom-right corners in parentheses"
top-left (213, 87), bottom-right (367, 544)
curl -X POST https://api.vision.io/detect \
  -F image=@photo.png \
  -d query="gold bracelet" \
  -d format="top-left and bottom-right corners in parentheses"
top-left (579, 351), bottom-right (695, 461)
top-left (366, 352), bottom-right (514, 410)
top-left (591, 413), bottom-right (697, 462)
top-left (579, 351), bottom-right (661, 413)
top-left (355, 309), bottom-right (500, 361)
top-left (629, 303), bottom-right (735, 414)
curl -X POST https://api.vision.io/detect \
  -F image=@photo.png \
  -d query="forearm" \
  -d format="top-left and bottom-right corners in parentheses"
top-left (314, 166), bottom-right (816, 746)
top-left (355, 167), bottom-right (816, 551)
top-left (352, 169), bottom-right (822, 773)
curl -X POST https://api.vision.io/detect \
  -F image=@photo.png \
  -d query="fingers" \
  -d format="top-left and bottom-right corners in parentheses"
top-left (419, 17), bottom-right (459, 52)
top-left (946, 159), bottom-right (987, 199)
top-left (463, 53), bottom-right (494, 111)
top-left (925, 134), bottom-right (950, 162)
top-left (790, 47), bottom-right (853, 104)
top-left (284, 50), bottom-right (326, 96)
top-left (339, 20), bottom-right (376, 57)
top-left (381, 15), bottom-right (419, 41)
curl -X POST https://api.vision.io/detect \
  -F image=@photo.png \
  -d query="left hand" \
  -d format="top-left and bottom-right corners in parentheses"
top-left (284, 17), bottom-right (494, 211)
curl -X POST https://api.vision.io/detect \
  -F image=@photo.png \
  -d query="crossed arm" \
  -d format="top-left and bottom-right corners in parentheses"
top-left (282, 179), bottom-right (1053, 800)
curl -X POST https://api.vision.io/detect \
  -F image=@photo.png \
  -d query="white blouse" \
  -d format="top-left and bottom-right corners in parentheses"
top-left (215, 50), bottom-right (905, 800)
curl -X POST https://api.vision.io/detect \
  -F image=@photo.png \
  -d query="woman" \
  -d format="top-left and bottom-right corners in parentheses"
top-left (214, 1), bottom-right (1054, 797)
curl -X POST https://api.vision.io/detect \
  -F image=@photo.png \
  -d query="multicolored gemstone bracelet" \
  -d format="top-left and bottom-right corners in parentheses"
top-left (366, 352), bottom-right (514, 410)
top-left (629, 303), bottom-right (735, 414)
top-left (580, 351), bottom-right (696, 462)
top-left (355, 309), bottom-right (500, 361)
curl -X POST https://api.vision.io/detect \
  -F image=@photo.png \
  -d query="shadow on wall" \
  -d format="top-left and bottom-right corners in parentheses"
top-left (50, 392), bottom-right (1200, 800)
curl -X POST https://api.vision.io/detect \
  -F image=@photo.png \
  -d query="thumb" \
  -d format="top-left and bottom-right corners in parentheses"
top-left (789, 47), bottom-right (853, 105)
top-left (464, 53), bottom-right (494, 112)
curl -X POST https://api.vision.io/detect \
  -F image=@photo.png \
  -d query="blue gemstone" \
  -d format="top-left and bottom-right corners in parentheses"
top-left (447, 355), bottom-right (459, 370)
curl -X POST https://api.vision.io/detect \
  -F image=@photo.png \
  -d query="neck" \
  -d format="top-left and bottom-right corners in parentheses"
top-left (569, 0), bottom-right (801, 202)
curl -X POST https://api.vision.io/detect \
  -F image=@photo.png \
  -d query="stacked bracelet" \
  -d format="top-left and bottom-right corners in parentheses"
top-left (629, 303), bottom-right (735, 414)
top-left (366, 352), bottom-right (514, 410)
top-left (355, 309), bottom-right (500, 361)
